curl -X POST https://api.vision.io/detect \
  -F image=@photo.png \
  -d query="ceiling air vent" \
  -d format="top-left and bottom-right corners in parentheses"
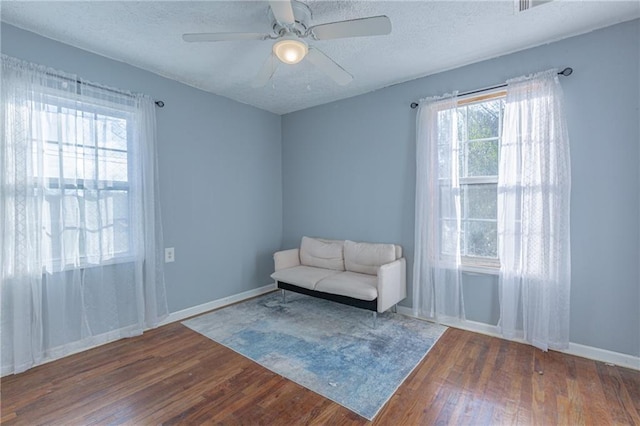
top-left (517, 0), bottom-right (553, 12)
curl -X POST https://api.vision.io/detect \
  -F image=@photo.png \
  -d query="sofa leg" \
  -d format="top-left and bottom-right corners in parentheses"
top-left (372, 311), bottom-right (377, 328)
top-left (281, 289), bottom-right (286, 304)
top-left (392, 304), bottom-right (397, 313)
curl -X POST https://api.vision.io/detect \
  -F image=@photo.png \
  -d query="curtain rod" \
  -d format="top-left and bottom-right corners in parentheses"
top-left (409, 67), bottom-right (573, 109)
top-left (48, 73), bottom-right (165, 108)
top-left (76, 78), bottom-right (165, 108)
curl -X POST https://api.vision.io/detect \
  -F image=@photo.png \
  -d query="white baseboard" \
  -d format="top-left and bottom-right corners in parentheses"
top-left (159, 282), bottom-right (277, 326)
top-left (396, 306), bottom-right (640, 371)
top-left (2, 284), bottom-right (277, 377)
top-left (564, 343), bottom-right (640, 371)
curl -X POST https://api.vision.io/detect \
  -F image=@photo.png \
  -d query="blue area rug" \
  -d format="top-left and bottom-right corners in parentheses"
top-left (183, 291), bottom-right (446, 420)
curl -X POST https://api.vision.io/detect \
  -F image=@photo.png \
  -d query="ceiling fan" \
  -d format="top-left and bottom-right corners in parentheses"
top-left (182, 0), bottom-right (391, 87)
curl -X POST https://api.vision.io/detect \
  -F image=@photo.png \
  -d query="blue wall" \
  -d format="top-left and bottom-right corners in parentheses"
top-left (282, 20), bottom-right (639, 357)
top-left (1, 24), bottom-right (283, 314)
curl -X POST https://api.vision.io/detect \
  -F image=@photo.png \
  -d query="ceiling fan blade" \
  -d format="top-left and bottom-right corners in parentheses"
top-left (269, 0), bottom-right (296, 25)
top-left (183, 32), bottom-right (267, 43)
top-left (310, 15), bottom-right (391, 40)
top-left (306, 48), bottom-right (353, 86)
top-left (252, 53), bottom-right (279, 88)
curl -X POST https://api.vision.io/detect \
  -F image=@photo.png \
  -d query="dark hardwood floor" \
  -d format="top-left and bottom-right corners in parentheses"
top-left (2, 318), bottom-right (639, 425)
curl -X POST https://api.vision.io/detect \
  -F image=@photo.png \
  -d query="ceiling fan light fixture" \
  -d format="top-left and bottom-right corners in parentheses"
top-left (273, 37), bottom-right (308, 64)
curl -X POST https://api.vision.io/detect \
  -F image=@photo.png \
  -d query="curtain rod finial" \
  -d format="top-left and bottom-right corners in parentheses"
top-left (559, 67), bottom-right (573, 76)
top-left (155, 100), bottom-right (165, 108)
top-left (410, 102), bottom-right (419, 109)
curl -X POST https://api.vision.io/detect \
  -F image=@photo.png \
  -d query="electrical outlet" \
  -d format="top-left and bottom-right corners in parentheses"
top-left (165, 247), bottom-right (175, 263)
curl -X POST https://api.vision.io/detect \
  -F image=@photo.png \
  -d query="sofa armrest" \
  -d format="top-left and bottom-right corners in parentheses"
top-left (377, 258), bottom-right (407, 313)
top-left (274, 248), bottom-right (300, 271)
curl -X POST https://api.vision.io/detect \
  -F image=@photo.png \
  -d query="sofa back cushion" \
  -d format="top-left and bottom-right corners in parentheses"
top-left (300, 237), bottom-right (345, 271)
top-left (344, 240), bottom-right (397, 275)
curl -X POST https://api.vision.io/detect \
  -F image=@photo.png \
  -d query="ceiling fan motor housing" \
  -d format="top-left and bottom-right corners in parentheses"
top-left (270, 0), bottom-right (312, 37)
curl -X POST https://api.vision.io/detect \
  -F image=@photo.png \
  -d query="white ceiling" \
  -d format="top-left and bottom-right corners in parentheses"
top-left (2, 1), bottom-right (638, 114)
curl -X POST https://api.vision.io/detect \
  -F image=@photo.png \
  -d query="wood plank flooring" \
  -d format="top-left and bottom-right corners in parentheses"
top-left (2, 321), bottom-right (639, 425)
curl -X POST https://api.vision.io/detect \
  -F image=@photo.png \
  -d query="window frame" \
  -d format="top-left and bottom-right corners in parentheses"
top-left (32, 89), bottom-right (138, 272)
top-left (442, 90), bottom-right (506, 274)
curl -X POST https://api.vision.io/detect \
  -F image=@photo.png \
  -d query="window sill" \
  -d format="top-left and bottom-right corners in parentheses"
top-left (43, 255), bottom-right (138, 274)
top-left (461, 264), bottom-right (500, 276)
top-left (439, 256), bottom-right (501, 275)
top-left (460, 256), bottom-right (500, 275)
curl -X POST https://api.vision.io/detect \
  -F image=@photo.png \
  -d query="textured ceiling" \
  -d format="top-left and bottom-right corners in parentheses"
top-left (2, 1), bottom-right (639, 114)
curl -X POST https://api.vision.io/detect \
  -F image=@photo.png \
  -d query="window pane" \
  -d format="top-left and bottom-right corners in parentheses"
top-left (61, 143), bottom-right (80, 180)
top-left (467, 184), bottom-right (497, 219)
top-left (96, 115), bottom-right (128, 150)
top-left (437, 109), bottom-right (454, 145)
top-left (439, 185), bottom-right (460, 219)
top-left (438, 144), bottom-right (450, 177)
top-left (42, 142), bottom-right (60, 179)
top-left (110, 194), bottom-right (130, 260)
top-left (467, 139), bottom-right (498, 176)
top-left (441, 219), bottom-right (458, 256)
top-left (82, 189), bottom-right (130, 262)
top-left (457, 106), bottom-right (467, 141)
top-left (99, 149), bottom-right (128, 182)
top-left (467, 100), bottom-right (502, 139)
top-left (41, 108), bottom-right (59, 143)
top-left (105, 189), bottom-right (130, 256)
top-left (465, 220), bottom-right (497, 258)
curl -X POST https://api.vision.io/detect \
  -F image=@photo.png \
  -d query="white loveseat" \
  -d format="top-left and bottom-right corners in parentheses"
top-left (271, 237), bottom-right (407, 314)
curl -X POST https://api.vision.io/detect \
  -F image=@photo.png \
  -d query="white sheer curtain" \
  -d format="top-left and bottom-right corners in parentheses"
top-left (1, 55), bottom-right (168, 375)
top-left (498, 69), bottom-right (571, 351)
top-left (413, 93), bottom-right (465, 322)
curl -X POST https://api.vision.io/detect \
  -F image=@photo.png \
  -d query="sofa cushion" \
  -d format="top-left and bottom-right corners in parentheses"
top-left (344, 240), bottom-right (397, 275)
top-left (315, 271), bottom-right (378, 301)
top-left (299, 236), bottom-right (345, 271)
top-left (271, 265), bottom-right (340, 290)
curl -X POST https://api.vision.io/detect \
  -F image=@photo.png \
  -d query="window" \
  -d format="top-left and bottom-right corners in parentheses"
top-left (440, 91), bottom-right (505, 269)
top-left (3, 55), bottom-right (169, 375)
top-left (33, 94), bottom-right (135, 270)
top-left (414, 69), bottom-right (571, 347)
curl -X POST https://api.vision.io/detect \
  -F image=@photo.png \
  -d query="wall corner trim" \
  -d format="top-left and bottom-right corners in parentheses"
top-left (396, 306), bottom-right (640, 371)
top-left (159, 283), bottom-right (277, 326)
